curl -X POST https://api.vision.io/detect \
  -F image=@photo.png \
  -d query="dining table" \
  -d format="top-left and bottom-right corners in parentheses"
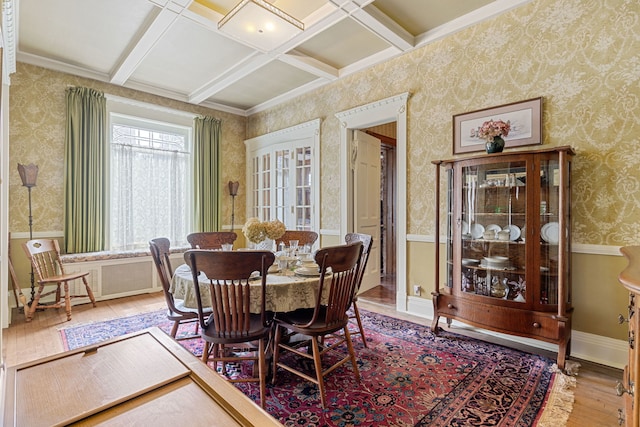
top-left (170, 263), bottom-right (330, 314)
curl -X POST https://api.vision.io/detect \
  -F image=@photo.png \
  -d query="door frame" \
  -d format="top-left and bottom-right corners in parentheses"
top-left (335, 92), bottom-right (409, 312)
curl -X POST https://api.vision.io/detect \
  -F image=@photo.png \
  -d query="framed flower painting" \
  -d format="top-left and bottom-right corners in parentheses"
top-left (453, 97), bottom-right (542, 154)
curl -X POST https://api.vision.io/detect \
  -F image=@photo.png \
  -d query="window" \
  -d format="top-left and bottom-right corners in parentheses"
top-left (109, 113), bottom-right (192, 250)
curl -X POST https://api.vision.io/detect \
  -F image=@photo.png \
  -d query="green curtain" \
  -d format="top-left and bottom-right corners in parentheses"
top-left (193, 116), bottom-right (221, 232)
top-left (64, 87), bottom-right (107, 253)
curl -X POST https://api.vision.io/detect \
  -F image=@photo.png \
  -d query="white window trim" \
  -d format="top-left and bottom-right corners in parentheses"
top-left (107, 96), bottom-right (196, 249)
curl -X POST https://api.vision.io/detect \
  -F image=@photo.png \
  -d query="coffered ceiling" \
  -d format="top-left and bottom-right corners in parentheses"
top-left (16, 0), bottom-right (526, 115)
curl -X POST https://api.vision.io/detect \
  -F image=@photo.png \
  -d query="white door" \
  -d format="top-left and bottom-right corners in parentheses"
top-left (353, 130), bottom-right (380, 293)
top-left (249, 140), bottom-right (315, 232)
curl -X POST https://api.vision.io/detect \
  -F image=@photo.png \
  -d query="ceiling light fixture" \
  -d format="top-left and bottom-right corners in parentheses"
top-left (218, 0), bottom-right (303, 52)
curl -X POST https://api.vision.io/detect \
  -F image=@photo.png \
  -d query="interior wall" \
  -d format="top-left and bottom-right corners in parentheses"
top-left (245, 0), bottom-right (640, 341)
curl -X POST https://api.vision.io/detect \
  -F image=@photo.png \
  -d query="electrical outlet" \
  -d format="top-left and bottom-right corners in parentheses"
top-left (413, 285), bottom-right (421, 295)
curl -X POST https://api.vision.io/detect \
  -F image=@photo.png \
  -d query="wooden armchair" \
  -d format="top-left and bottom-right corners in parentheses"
top-left (22, 239), bottom-right (96, 321)
top-left (183, 249), bottom-right (275, 409)
top-left (274, 230), bottom-right (318, 247)
top-left (345, 232), bottom-right (373, 347)
top-left (149, 237), bottom-right (208, 339)
top-left (272, 241), bottom-right (363, 408)
top-left (186, 232), bottom-right (237, 250)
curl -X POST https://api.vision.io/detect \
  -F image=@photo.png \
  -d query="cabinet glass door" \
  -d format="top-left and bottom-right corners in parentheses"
top-left (445, 167), bottom-right (454, 289)
top-left (459, 161), bottom-right (527, 303)
top-left (539, 158), bottom-right (561, 306)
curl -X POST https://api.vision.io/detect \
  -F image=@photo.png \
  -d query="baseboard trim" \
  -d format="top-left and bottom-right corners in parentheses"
top-left (405, 296), bottom-right (626, 369)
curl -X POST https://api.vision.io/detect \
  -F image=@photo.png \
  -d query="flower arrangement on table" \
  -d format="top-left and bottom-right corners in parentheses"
top-left (242, 217), bottom-right (286, 244)
top-left (477, 119), bottom-right (511, 153)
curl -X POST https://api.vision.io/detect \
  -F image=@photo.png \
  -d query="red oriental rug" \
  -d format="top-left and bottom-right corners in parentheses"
top-left (59, 309), bottom-right (575, 426)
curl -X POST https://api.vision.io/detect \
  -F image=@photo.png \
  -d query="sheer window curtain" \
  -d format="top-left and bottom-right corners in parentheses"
top-left (110, 141), bottom-right (190, 250)
top-left (193, 116), bottom-right (221, 232)
top-left (64, 87), bottom-right (107, 253)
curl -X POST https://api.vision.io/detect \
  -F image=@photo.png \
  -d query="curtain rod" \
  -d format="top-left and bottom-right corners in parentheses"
top-left (106, 93), bottom-right (198, 120)
top-left (66, 86), bottom-right (199, 120)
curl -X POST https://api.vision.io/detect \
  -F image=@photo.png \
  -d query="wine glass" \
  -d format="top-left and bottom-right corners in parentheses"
top-left (277, 257), bottom-right (289, 274)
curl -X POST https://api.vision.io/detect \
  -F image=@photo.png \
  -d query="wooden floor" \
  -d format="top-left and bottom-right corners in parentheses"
top-left (3, 286), bottom-right (623, 426)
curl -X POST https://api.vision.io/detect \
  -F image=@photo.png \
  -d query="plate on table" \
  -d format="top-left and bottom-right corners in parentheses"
top-left (295, 268), bottom-right (321, 277)
top-left (300, 259), bottom-right (319, 268)
top-left (461, 258), bottom-right (480, 266)
top-left (470, 223), bottom-right (485, 239)
top-left (541, 222), bottom-right (559, 244)
top-left (504, 224), bottom-right (521, 241)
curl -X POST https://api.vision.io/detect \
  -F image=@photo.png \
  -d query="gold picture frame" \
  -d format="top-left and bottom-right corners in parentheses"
top-left (453, 97), bottom-right (542, 154)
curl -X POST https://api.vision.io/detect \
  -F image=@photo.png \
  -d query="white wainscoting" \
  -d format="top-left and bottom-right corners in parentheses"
top-left (12, 251), bottom-right (186, 308)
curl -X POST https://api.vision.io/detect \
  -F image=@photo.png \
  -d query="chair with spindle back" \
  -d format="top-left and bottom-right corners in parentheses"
top-left (345, 232), bottom-right (373, 347)
top-left (22, 239), bottom-right (96, 321)
top-left (272, 241), bottom-right (363, 408)
top-left (149, 237), bottom-right (209, 339)
top-left (274, 230), bottom-right (318, 248)
top-left (186, 232), bottom-right (237, 249)
top-left (183, 249), bottom-right (275, 409)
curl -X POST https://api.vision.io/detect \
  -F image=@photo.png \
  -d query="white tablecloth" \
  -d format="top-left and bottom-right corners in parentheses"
top-left (170, 264), bottom-right (329, 313)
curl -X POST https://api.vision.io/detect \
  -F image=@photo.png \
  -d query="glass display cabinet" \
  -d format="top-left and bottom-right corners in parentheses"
top-left (432, 146), bottom-right (574, 370)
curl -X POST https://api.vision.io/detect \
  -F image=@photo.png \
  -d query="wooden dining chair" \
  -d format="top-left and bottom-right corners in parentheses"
top-left (186, 231), bottom-right (237, 250)
top-left (183, 249), bottom-right (275, 409)
top-left (22, 239), bottom-right (96, 321)
top-left (272, 241), bottom-right (363, 408)
top-left (274, 230), bottom-right (318, 247)
top-left (345, 232), bottom-right (373, 348)
top-left (149, 238), bottom-right (209, 339)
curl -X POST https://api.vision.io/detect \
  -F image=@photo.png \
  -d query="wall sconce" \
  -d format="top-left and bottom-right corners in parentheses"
top-left (17, 163), bottom-right (39, 303)
top-left (229, 181), bottom-right (240, 231)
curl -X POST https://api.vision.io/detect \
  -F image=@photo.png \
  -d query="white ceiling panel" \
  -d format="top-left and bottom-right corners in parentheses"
top-left (130, 15), bottom-right (255, 93)
top-left (18, 0), bottom-right (157, 74)
top-left (295, 16), bottom-right (392, 70)
top-left (206, 60), bottom-right (318, 110)
top-left (372, 0), bottom-right (495, 36)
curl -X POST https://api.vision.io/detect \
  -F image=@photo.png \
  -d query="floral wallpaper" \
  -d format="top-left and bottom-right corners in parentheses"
top-left (247, 0), bottom-right (640, 246)
top-left (9, 63), bottom-right (247, 236)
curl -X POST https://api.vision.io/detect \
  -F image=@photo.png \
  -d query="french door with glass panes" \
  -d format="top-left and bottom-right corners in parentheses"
top-left (248, 140), bottom-right (317, 231)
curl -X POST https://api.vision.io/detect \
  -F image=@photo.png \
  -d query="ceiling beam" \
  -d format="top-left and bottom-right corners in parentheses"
top-left (189, 53), bottom-right (274, 104)
top-left (279, 51), bottom-right (339, 81)
top-left (349, 5), bottom-right (414, 51)
top-left (110, 0), bottom-right (193, 86)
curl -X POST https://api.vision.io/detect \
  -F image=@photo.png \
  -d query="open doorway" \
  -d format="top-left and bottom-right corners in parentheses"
top-left (335, 92), bottom-right (409, 313)
top-left (357, 124), bottom-right (396, 306)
